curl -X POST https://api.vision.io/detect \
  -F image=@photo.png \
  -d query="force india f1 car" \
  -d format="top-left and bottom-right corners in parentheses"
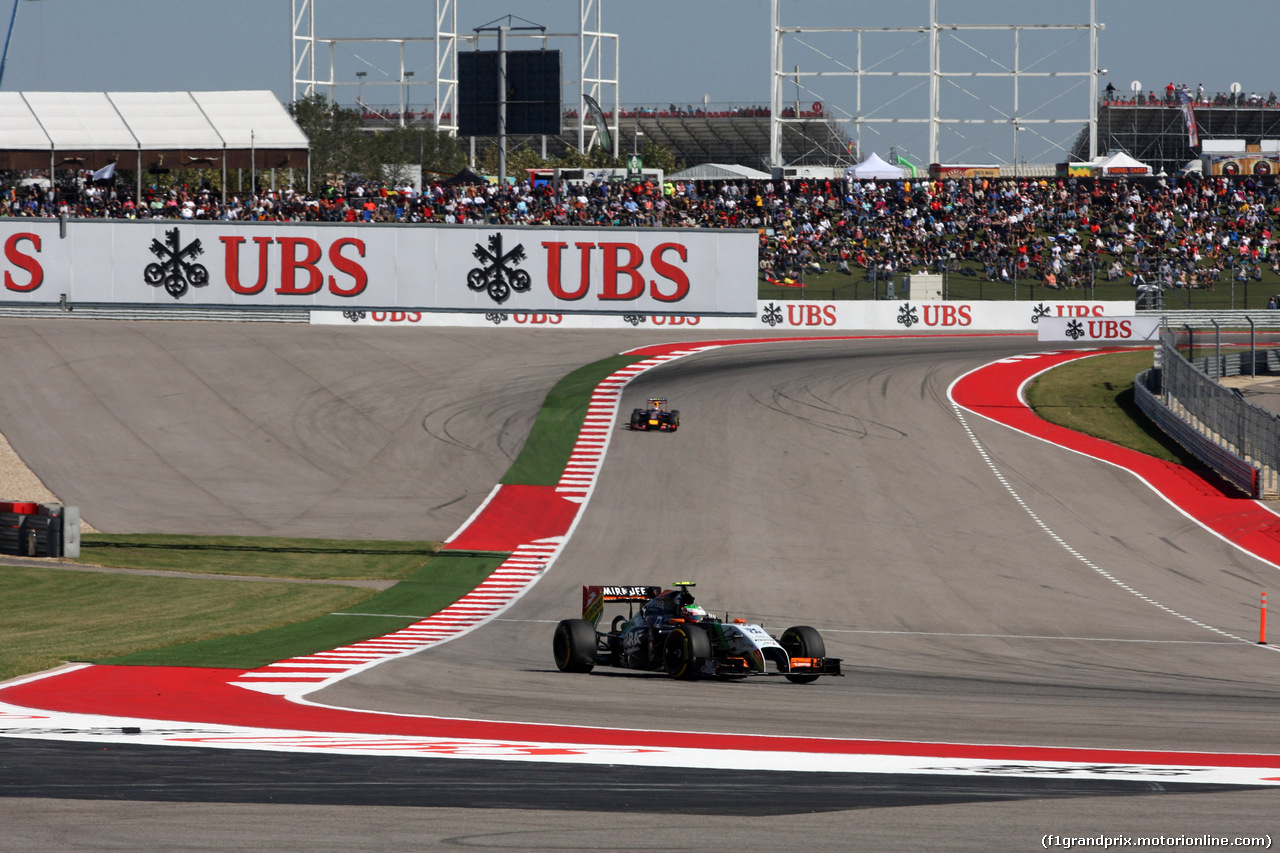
top-left (629, 397), bottom-right (680, 432)
top-left (553, 582), bottom-right (842, 683)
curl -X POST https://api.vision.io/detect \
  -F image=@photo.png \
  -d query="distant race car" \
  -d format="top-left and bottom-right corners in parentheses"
top-left (629, 397), bottom-right (680, 432)
top-left (552, 582), bottom-right (842, 683)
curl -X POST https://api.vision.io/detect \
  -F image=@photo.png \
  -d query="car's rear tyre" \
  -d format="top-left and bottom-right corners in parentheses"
top-left (663, 624), bottom-right (711, 679)
top-left (553, 618), bottom-right (597, 673)
top-left (781, 625), bottom-right (825, 684)
top-left (669, 410), bottom-right (680, 431)
top-left (629, 409), bottom-right (645, 430)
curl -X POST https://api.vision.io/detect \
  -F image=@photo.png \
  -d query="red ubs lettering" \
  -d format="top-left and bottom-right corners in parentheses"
top-left (370, 312), bottom-right (422, 323)
top-left (1087, 319), bottom-right (1131, 339)
top-left (220, 235), bottom-right (368, 297)
top-left (542, 241), bottom-right (690, 303)
top-left (3, 232), bottom-right (43, 292)
top-left (785, 305), bottom-right (837, 326)
top-left (513, 314), bottom-right (563, 324)
top-left (650, 315), bottom-right (699, 325)
top-left (921, 305), bottom-right (972, 327)
top-left (1055, 304), bottom-right (1105, 318)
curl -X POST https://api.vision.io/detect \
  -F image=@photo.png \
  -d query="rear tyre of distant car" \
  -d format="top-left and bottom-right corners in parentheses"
top-left (553, 618), bottom-right (598, 673)
top-left (668, 410), bottom-right (680, 431)
top-left (781, 625), bottom-right (826, 684)
top-left (663, 624), bottom-right (710, 679)
top-left (629, 409), bottom-right (645, 430)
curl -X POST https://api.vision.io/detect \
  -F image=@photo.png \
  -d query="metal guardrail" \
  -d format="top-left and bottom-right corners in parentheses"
top-left (1144, 319), bottom-right (1280, 498)
top-left (1134, 367), bottom-right (1260, 496)
top-left (1135, 309), bottom-right (1280, 328)
top-left (1135, 310), bottom-right (1280, 331)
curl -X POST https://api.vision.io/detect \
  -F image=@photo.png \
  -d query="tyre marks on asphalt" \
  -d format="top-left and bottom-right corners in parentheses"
top-left (231, 347), bottom-right (720, 696)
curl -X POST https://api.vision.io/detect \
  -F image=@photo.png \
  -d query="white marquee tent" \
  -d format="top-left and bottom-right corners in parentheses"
top-left (0, 91), bottom-right (309, 197)
top-left (844, 152), bottom-right (907, 181)
top-left (1092, 150), bottom-right (1152, 176)
top-left (667, 163), bottom-right (771, 181)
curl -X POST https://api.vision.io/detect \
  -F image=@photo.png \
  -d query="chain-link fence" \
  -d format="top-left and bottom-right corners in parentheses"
top-left (1141, 320), bottom-right (1280, 497)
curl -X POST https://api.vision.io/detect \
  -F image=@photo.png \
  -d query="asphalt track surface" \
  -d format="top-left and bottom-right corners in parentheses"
top-left (2, 320), bottom-right (1280, 851)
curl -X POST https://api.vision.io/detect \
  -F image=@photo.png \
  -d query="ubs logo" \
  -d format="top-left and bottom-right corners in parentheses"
top-left (468, 234), bottom-right (530, 304)
top-left (145, 228), bottom-right (209, 298)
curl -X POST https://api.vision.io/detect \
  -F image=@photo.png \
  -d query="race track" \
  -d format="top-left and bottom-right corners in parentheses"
top-left (2, 320), bottom-right (1279, 851)
top-left (321, 335), bottom-right (1280, 754)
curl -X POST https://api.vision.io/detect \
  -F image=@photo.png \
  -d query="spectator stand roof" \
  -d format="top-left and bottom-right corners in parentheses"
top-left (0, 91), bottom-right (309, 173)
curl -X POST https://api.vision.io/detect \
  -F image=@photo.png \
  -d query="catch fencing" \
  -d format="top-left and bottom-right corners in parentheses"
top-left (1136, 316), bottom-right (1280, 498)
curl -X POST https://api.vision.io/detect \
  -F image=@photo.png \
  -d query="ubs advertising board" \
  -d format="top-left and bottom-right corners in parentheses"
top-left (312, 299), bottom-right (1138, 331)
top-left (0, 220), bottom-right (757, 315)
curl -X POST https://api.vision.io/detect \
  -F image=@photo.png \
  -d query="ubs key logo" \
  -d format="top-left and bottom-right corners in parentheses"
top-left (145, 228), bottom-right (209, 298)
top-left (468, 233), bottom-right (531, 304)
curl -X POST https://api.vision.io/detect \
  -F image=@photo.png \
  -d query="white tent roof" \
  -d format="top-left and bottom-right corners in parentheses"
top-left (0, 91), bottom-right (307, 151)
top-left (191, 91), bottom-right (308, 149)
top-left (666, 163), bottom-right (772, 181)
top-left (0, 94), bottom-right (52, 149)
top-left (845, 152), bottom-right (906, 180)
top-left (18, 92), bottom-right (137, 150)
top-left (108, 91), bottom-right (230, 150)
top-left (1094, 150), bottom-right (1151, 174)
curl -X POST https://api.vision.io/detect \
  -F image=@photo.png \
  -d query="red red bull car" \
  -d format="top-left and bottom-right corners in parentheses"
top-left (552, 582), bottom-right (842, 683)
top-left (629, 397), bottom-right (680, 432)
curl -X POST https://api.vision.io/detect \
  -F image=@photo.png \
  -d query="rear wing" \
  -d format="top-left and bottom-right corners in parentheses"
top-left (583, 585), bottom-right (662, 625)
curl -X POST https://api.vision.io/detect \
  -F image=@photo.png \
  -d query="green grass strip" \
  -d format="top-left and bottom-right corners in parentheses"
top-left (1025, 349), bottom-right (1204, 468)
top-left (0, 568), bottom-right (370, 682)
top-left (77, 534), bottom-right (437, 581)
top-left (501, 353), bottom-right (644, 486)
top-left (94, 552), bottom-right (506, 669)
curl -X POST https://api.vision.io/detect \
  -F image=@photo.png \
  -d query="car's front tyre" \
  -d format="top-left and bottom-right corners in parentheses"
top-left (781, 625), bottom-right (826, 684)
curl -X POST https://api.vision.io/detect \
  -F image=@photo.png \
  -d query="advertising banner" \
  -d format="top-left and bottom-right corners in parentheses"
top-left (311, 299), bottom-right (1139, 332)
top-left (0, 220), bottom-right (757, 315)
top-left (1037, 315), bottom-right (1161, 343)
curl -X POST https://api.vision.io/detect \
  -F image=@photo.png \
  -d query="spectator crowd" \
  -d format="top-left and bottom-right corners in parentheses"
top-left (3, 169), bottom-right (1279, 293)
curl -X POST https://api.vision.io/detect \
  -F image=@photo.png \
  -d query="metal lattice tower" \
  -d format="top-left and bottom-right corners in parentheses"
top-left (769, 0), bottom-right (1104, 171)
top-left (290, 0), bottom-right (617, 150)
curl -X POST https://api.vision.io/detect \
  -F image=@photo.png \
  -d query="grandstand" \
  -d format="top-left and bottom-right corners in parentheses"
top-left (1071, 99), bottom-right (1280, 176)
top-left (357, 103), bottom-right (854, 170)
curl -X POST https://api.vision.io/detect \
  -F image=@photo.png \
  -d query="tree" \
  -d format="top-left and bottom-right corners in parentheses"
top-left (288, 94), bottom-right (363, 187)
top-left (291, 95), bottom-right (467, 187)
top-left (640, 138), bottom-right (681, 174)
top-left (367, 125), bottom-right (465, 184)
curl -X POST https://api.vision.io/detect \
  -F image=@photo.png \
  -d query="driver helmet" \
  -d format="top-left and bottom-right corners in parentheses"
top-left (683, 604), bottom-right (707, 621)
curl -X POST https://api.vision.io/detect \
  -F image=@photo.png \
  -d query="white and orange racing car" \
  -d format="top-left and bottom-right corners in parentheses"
top-left (552, 582), bottom-right (841, 683)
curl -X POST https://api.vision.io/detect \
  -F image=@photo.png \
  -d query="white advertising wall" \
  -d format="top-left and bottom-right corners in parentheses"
top-left (1037, 315), bottom-right (1161, 342)
top-left (0, 220), bottom-right (757, 315)
top-left (310, 299), bottom-right (1139, 332)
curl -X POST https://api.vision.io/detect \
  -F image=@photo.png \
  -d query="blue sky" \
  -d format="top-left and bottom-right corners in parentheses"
top-left (1, 0), bottom-right (1273, 165)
